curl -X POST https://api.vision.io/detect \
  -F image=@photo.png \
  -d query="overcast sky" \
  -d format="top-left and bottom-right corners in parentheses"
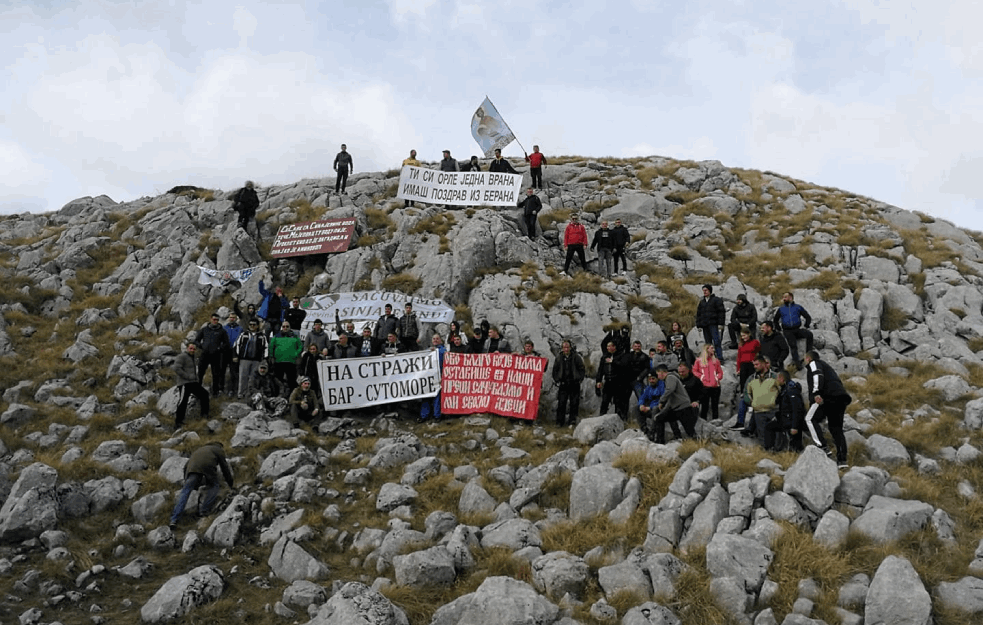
top-left (3, 0), bottom-right (982, 231)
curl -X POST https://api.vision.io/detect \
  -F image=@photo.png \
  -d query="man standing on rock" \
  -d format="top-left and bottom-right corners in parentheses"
top-left (611, 219), bottom-right (630, 276)
top-left (695, 284), bottom-right (725, 362)
top-left (561, 215), bottom-right (588, 276)
top-left (727, 294), bottom-right (758, 348)
top-left (233, 318), bottom-right (268, 399)
top-left (169, 441), bottom-right (234, 531)
top-left (195, 312), bottom-right (230, 396)
top-left (174, 342), bottom-right (210, 431)
top-left (517, 188), bottom-right (542, 238)
top-left (230, 180), bottom-right (259, 233)
top-left (402, 149), bottom-right (422, 207)
top-left (590, 220), bottom-right (616, 278)
top-left (596, 340), bottom-right (631, 420)
top-left (552, 340), bottom-right (585, 427)
top-left (745, 355), bottom-right (779, 447)
top-left (774, 291), bottom-right (814, 367)
top-left (333, 143), bottom-right (353, 194)
top-left (398, 303), bottom-right (420, 351)
top-left (223, 311), bottom-right (244, 398)
top-left (488, 148), bottom-right (518, 174)
top-left (375, 304), bottom-right (399, 343)
top-left (524, 145), bottom-right (547, 189)
top-left (804, 350), bottom-right (853, 468)
top-left (283, 297), bottom-right (307, 332)
top-left (270, 321), bottom-right (303, 393)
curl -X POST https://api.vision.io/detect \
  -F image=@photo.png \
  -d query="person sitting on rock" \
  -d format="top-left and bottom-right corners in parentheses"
top-left (289, 377), bottom-right (321, 426)
top-left (247, 362), bottom-right (287, 417)
top-left (773, 291), bottom-right (814, 367)
top-left (637, 372), bottom-right (665, 433)
top-left (169, 441), bottom-right (234, 531)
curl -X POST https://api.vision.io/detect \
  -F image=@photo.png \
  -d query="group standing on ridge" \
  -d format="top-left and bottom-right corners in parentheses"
top-left (211, 144), bottom-right (852, 472)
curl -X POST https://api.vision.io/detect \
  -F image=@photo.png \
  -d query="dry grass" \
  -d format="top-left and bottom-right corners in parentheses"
top-left (364, 206), bottom-right (395, 232)
top-left (381, 272), bottom-right (423, 295)
top-left (523, 272), bottom-right (613, 311)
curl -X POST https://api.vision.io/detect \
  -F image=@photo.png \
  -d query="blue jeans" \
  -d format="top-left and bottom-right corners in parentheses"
top-left (702, 325), bottom-right (723, 361)
top-left (420, 393), bottom-right (441, 421)
top-left (169, 473), bottom-right (220, 525)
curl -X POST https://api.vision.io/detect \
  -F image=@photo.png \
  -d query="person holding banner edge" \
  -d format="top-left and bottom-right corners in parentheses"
top-left (489, 148), bottom-right (518, 174)
top-left (401, 150), bottom-right (422, 207)
top-left (419, 334), bottom-right (446, 423)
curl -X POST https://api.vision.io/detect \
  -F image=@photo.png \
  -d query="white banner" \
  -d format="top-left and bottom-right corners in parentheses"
top-left (396, 165), bottom-right (522, 207)
top-left (299, 291), bottom-right (455, 338)
top-left (471, 96), bottom-right (516, 158)
top-left (318, 351), bottom-right (441, 409)
top-left (197, 265), bottom-right (261, 288)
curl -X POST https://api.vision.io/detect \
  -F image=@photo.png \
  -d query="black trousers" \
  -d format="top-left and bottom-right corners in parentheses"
top-left (612, 246), bottom-right (627, 271)
top-left (782, 326), bottom-right (814, 362)
top-left (556, 382), bottom-right (581, 426)
top-left (728, 321), bottom-right (755, 345)
top-left (530, 167), bottom-right (543, 188)
top-left (524, 213), bottom-right (538, 238)
top-left (564, 245), bottom-right (587, 272)
top-left (650, 407), bottom-right (696, 443)
top-left (812, 395), bottom-right (851, 463)
top-left (176, 382), bottom-right (210, 429)
top-left (197, 351), bottom-right (224, 394)
top-left (335, 170), bottom-right (349, 192)
top-left (600, 384), bottom-right (630, 420)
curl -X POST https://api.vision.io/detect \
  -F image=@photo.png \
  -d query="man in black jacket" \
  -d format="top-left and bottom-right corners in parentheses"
top-left (804, 351), bottom-right (853, 467)
top-left (595, 340), bottom-right (631, 420)
top-left (231, 181), bottom-right (259, 232)
top-left (775, 370), bottom-right (807, 452)
top-left (611, 219), bottom-right (630, 275)
top-left (552, 340), bottom-right (585, 427)
top-left (590, 221), bottom-right (616, 278)
top-left (488, 148), bottom-right (518, 174)
top-left (374, 304), bottom-right (399, 342)
top-left (398, 303), bottom-right (420, 351)
top-left (195, 313), bottom-right (231, 396)
top-left (333, 144), bottom-right (353, 193)
top-left (517, 188), bottom-right (542, 238)
top-left (758, 321), bottom-right (790, 371)
top-left (695, 284), bottom-right (725, 362)
top-left (352, 327), bottom-right (381, 357)
top-left (284, 297), bottom-right (307, 332)
top-left (727, 294), bottom-right (758, 348)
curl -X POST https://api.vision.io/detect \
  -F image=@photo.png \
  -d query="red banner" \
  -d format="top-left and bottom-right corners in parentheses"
top-left (270, 218), bottom-right (357, 258)
top-left (440, 352), bottom-right (547, 420)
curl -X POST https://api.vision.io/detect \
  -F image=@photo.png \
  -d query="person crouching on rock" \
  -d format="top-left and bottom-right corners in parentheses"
top-left (290, 377), bottom-right (321, 426)
top-left (169, 441), bottom-right (234, 531)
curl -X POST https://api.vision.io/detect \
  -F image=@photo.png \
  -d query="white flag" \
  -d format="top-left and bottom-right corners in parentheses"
top-left (471, 97), bottom-right (515, 158)
top-left (197, 265), bottom-right (261, 288)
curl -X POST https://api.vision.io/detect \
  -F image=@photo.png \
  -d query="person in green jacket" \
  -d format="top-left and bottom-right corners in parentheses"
top-left (169, 441), bottom-right (234, 530)
top-left (270, 320), bottom-right (303, 394)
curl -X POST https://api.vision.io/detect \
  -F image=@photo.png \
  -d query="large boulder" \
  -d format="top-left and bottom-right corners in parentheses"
top-left (140, 565), bottom-right (225, 623)
top-left (430, 576), bottom-right (559, 625)
top-left (705, 533), bottom-right (774, 594)
top-left (569, 464), bottom-right (627, 521)
top-left (864, 556), bottom-right (931, 625)
top-left (268, 536), bottom-right (330, 582)
top-left (851, 496), bottom-right (933, 542)
top-left (783, 445), bottom-right (839, 515)
top-left (303, 581), bottom-right (408, 625)
top-left (0, 463), bottom-right (59, 541)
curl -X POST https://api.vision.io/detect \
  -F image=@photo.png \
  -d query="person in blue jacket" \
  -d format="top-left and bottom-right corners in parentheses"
top-left (257, 279), bottom-right (288, 337)
top-left (773, 291), bottom-right (814, 367)
top-left (637, 373), bottom-right (664, 431)
top-left (419, 334), bottom-right (446, 422)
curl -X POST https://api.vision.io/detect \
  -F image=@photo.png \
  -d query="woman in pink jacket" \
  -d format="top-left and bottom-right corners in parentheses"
top-left (693, 343), bottom-right (723, 422)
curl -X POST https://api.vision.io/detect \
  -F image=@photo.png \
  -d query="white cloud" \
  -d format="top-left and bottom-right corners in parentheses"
top-left (388, 0), bottom-right (438, 24)
top-left (232, 5), bottom-right (258, 48)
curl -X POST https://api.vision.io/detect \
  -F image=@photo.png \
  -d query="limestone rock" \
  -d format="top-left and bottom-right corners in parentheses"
top-left (303, 581), bottom-right (408, 625)
top-left (569, 464), bottom-right (627, 521)
top-left (852, 495), bottom-right (933, 542)
top-left (268, 535), bottom-right (330, 582)
top-left (782, 445), bottom-right (839, 515)
top-left (429, 576), bottom-right (558, 625)
top-left (0, 463), bottom-right (60, 541)
top-left (140, 564), bottom-right (225, 623)
top-left (864, 556), bottom-right (931, 625)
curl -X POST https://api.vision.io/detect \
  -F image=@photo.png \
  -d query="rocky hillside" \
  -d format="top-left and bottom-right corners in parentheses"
top-left (1, 156), bottom-right (982, 625)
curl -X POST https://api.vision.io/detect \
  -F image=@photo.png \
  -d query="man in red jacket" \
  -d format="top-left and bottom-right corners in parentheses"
top-left (561, 215), bottom-right (588, 276)
top-left (524, 145), bottom-right (548, 189)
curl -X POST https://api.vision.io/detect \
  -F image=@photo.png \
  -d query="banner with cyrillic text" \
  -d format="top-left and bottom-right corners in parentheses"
top-left (440, 352), bottom-right (547, 420)
top-left (396, 165), bottom-right (523, 207)
top-left (301, 291), bottom-right (453, 327)
top-left (317, 351), bottom-right (440, 409)
top-left (270, 218), bottom-right (357, 258)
